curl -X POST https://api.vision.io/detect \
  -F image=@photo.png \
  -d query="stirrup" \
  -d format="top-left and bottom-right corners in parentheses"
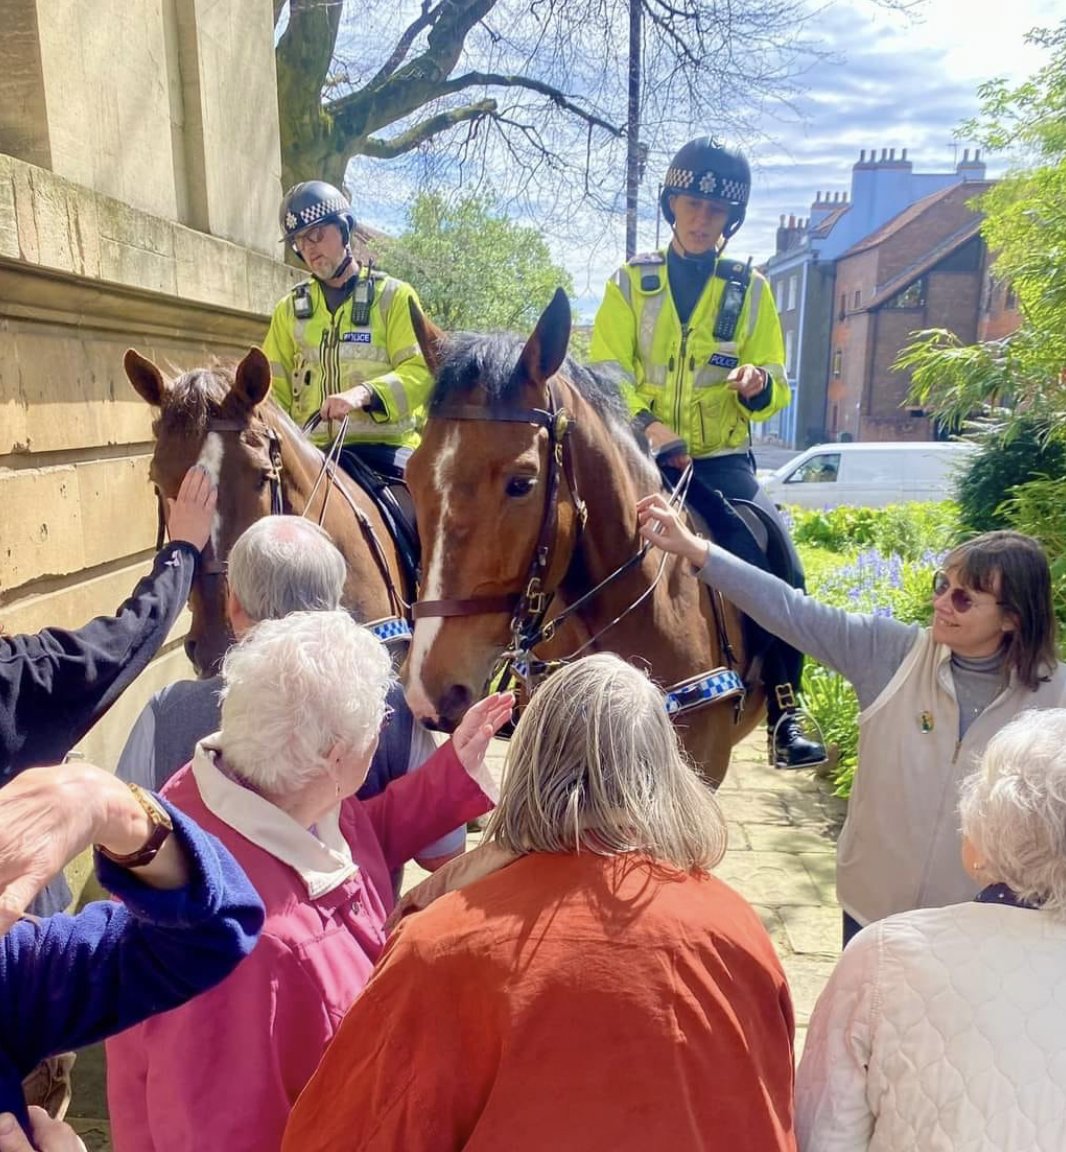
top-left (767, 707), bottom-right (828, 771)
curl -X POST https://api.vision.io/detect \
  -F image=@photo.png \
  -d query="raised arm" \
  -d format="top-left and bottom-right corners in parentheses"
top-left (637, 493), bottom-right (919, 707)
top-left (1, 468), bottom-right (215, 777)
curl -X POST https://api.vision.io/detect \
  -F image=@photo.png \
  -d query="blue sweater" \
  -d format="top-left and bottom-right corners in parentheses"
top-left (0, 799), bottom-right (265, 1134)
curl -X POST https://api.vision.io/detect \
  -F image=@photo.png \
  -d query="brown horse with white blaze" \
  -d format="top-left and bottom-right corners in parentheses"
top-left (402, 289), bottom-right (764, 787)
top-left (126, 346), bottom-right (406, 676)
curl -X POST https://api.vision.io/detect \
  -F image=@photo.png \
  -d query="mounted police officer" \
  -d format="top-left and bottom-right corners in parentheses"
top-left (264, 181), bottom-right (433, 479)
top-left (590, 137), bottom-right (825, 769)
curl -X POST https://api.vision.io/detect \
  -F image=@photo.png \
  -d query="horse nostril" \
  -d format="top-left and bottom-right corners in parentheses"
top-left (438, 684), bottom-right (473, 730)
top-left (184, 637), bottom-right (198, 664)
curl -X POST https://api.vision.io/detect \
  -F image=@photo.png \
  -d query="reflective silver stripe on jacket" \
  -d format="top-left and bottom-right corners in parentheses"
top-left (637, 290), bottom-right (664, 367)
top-left (611, 268), bottom-right (632, 306)
top-left (747, 274), bottom-right (764, 338)
top-left (586, 361), bottom-right (637, 390)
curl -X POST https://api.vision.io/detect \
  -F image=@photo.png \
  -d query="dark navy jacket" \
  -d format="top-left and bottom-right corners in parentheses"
top-left (0, 800), bottom-right (264, 1136)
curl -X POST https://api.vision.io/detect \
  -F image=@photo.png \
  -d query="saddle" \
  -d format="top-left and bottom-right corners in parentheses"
top-left (336, 449), bottom-right (421, 599)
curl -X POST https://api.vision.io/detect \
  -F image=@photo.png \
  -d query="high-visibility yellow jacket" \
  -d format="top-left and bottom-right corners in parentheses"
top-left (588, 250), bottom-right (789, 458)
top-left (263, 269), bottom-right (432, 448)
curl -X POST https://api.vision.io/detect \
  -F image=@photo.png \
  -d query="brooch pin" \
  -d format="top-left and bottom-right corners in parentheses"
top-left (919, 710), bottom-right (934, 733)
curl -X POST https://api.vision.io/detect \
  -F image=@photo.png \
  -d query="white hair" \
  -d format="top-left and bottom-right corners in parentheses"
top-left (959, 708), bottom-right (1066, 920)
top-left (487, 653), bottom-right (727, 871)
top-left (227, 516), bottom-right (346, 622)
top-left (217, 610), bottom-right (391, 794)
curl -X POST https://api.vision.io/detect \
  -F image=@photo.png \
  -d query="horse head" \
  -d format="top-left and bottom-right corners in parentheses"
top-left (126, 347), bottom-right (282, 676)
top-left (403, 289), bottom-right (586, 730)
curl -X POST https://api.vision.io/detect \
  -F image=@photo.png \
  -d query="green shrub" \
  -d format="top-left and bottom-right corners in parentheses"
top-left (955, 418), bottom-right (1066, 535)
top-left (789, 501), bottom-right (958, 561)
top-left (998, 474), bottom-right (1066, 630)
top-left (801, 664), bottom-right (859, 797)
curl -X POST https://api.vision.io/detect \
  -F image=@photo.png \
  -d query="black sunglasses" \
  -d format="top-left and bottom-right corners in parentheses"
top-left (932, 570), bottom-right (1006, 614)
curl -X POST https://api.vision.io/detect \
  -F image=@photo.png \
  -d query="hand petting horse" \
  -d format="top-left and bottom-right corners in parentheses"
top-left (126, 348), bottom-right (408, 676)
top-left (401, 289), bottom-right (765, 788)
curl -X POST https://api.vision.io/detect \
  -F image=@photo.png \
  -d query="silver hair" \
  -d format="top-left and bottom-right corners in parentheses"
top-left (959, 708), bottom-right (1066, 920)
top-left (486, 653), bottom-right (727, 871)
top-left (227, 516), bottom-right (346, 622)
top-left (218, 610), bottom-right (391, 795)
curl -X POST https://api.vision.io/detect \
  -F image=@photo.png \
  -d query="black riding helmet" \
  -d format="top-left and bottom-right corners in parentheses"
top-left (660, 138), bottom-right (751, 242)
top-left (279, 181), bottom-right (356, 259)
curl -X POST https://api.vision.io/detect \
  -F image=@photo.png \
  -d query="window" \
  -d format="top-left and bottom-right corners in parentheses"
top-left (887, 277), bottom-right (926, 308)
top-left (853, 289), bottom-right (861, 308)
top-left (774, 279), bottom-right (785, 310)
top-left (838, 293), bottom-right (846, 320)
top-left (787, 275), bottom-right (798, 311)
top-left (785, 329), bottom-right (795, 375)
top-left (832, 349), bottom-right (842, 377)
top-left (787, 453), bottom-right (841, 485)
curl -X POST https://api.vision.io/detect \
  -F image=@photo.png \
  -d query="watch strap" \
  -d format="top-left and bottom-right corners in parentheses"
top-left (96, 783), bottom-right (174, 869)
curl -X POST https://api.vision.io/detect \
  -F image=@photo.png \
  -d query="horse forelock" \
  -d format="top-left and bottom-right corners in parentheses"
top-left (153, 366), bottom-right (237, 437)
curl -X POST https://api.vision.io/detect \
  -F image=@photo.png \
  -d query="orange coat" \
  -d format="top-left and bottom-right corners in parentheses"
top-left (283, 851), bottom-right (796, 1152)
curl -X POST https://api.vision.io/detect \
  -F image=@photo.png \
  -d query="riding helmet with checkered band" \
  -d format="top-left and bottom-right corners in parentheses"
top-left (279, 181), bottom-right (356, 257)
top-left (660, 138), bottom-right (751, 240)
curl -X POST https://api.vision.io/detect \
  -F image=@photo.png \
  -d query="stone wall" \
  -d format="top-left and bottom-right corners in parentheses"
top-left (0, 0), bottom-right (301, 788)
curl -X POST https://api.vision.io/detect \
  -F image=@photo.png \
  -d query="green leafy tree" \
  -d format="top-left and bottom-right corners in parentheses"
top-left (378, 192), bottom-right (573, 331)
top-left (898, 21), bottom-right (1066, 430)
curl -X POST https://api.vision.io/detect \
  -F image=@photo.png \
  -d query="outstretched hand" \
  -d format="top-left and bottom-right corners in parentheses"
top-left (0, 1108), bottom-right (86, 1151)
top-left (165, 466), bottom-right (217, 552)
top-left (450, 692), bottom-right (515, 776)
top-left (636, 493), bottom-right (709, 569)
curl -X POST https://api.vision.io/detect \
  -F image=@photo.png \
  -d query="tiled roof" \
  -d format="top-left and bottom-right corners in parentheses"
top-left (862, 218), bottom-right (984, 311)
top-left (809, 203), bottom-right (850, 238)
top-left (842, 181), bottom-right (991, 256)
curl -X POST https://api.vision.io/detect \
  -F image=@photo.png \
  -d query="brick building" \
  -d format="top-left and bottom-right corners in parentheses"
top-left (763, 148), bottom-right (988, 447)
top-left (827, 180), bottom-right (992, 441)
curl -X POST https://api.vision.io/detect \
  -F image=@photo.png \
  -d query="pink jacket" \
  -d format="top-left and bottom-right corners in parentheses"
top-left (106, 740), bottom-right (493, 1152)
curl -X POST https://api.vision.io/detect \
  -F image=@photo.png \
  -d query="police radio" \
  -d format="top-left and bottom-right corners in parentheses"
top-left (352, 265), bottom-right (376, 327)
top-left (713, 257), bottom-right (752, 342)
top-left (293, 283), bottom-right (313, 320)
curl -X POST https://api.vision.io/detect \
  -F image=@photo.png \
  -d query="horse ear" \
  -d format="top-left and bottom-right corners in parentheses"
top-left (232, 347), bottom-right (273, 409)
top-left (124, 348), bottom-right (169, 407)
top-left (518, 288), bottom-right (571, 385)
top-left (409, 297), bottom-right (445, 376)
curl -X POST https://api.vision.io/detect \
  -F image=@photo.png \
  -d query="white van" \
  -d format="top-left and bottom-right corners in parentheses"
top-left (761, 441), bottom-right (977, 510)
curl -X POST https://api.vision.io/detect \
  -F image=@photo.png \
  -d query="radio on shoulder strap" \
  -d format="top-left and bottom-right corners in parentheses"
top-left (292, 282), bottom-right (313, 320)
top-left (352, 265), bottom-right (377, 327)
top-left (713, 256), bottom-right (752, 342)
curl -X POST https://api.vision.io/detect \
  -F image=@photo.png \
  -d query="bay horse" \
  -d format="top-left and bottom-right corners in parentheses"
top-left (126, 346), bottom-right (407, 676)
top-left (402, 289), bottom-right (765, 787)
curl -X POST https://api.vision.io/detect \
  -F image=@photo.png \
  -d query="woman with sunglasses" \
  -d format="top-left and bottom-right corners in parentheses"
top-left (105, 610), bottom-right (512, 1152)
top-left (637, 492), bottom-right (1066, 946)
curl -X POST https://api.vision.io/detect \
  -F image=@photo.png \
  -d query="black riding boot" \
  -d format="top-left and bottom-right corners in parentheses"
top-left (765, 649), bottom-right (827, 770)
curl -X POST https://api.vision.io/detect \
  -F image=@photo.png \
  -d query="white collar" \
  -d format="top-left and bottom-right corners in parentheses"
top-left (192, 738), bottom-right (357, 898)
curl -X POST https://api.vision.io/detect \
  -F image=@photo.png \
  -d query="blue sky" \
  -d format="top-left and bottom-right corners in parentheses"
top-left (350, 0), bottom-right (1061, 321)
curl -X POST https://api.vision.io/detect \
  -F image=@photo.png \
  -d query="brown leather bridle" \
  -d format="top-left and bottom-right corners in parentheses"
top-left (411, 382), bottom-right (587, 657)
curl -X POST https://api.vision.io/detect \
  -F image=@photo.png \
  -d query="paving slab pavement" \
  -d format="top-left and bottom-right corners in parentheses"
top-left (66, 730), bottom-right (844, 1143)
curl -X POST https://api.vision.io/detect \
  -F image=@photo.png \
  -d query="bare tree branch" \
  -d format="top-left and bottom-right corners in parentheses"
top-left (361, 100), bottom-right (499, 158)
top-left (438, 71), bottom-right (624, 136)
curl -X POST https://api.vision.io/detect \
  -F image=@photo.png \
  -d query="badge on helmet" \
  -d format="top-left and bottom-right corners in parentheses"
top-left (660, 138), bottom-right (751, 241)
top-left (279, 181), bottom-right (356, 257)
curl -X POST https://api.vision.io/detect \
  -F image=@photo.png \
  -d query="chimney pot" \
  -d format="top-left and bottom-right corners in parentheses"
top-left (789, 214), bottom-right (796, 228)
top-left (889, 148), bottom-right (895, 160)
top-left (779, 214), bottom-right (786, 225)
top-left (859, 149), bottom-right (866, 162)
top-left (963, 148), bottom-right (970, 163)
top-left (901, 148), bottom-right (908, 161)
top-left (843, 191), bottom-right (849, 202)
top-left (881, 148), bottom-right (888, 160)
top-left (975, 148), bottom-right (981, 161)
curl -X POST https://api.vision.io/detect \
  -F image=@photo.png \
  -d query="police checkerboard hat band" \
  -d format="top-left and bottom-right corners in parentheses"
top-left (664, 165), bottom-right (749, 207)
top-left (291, 196), bottom-right (350, 233)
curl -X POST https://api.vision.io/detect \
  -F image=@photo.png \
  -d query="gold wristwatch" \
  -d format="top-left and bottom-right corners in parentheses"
top-left (96, 782), bottom-right (174, 868)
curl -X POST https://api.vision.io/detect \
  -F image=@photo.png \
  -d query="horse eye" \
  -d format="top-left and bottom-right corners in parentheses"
top-left (505, 476), bottom-right (537, 498)
top-left (256, 471), bottom-right (271, 491)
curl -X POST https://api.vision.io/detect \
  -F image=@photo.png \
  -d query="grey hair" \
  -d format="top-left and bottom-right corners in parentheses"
top-left (486, 653), bottom-right (727, 871)
top-left (959, 708), bottom-right (1066, 920)
top-left (218, 610), bottom-right (391, 795)
top-left (227, 516), bottom-right (346, 622)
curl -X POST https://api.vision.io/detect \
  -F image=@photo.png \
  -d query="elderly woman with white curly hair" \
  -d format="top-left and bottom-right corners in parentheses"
top-left (106, 610), bottom-right (511, 1152)
top-left (283, 652), bottom-right (797, 1152)
top-left (796, 707), bottom-right (1066, 1151)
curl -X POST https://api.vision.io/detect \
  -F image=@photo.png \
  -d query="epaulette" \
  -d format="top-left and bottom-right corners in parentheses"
top-left (627, 251), bottom-right (666, 267)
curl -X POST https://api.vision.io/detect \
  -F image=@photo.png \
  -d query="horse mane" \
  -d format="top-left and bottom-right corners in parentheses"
top-left (430, 331), bottom-right (630, 424)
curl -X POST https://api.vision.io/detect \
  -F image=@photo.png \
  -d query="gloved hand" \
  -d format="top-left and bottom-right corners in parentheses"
top-left (643, 420), bottom-right (692, 468)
